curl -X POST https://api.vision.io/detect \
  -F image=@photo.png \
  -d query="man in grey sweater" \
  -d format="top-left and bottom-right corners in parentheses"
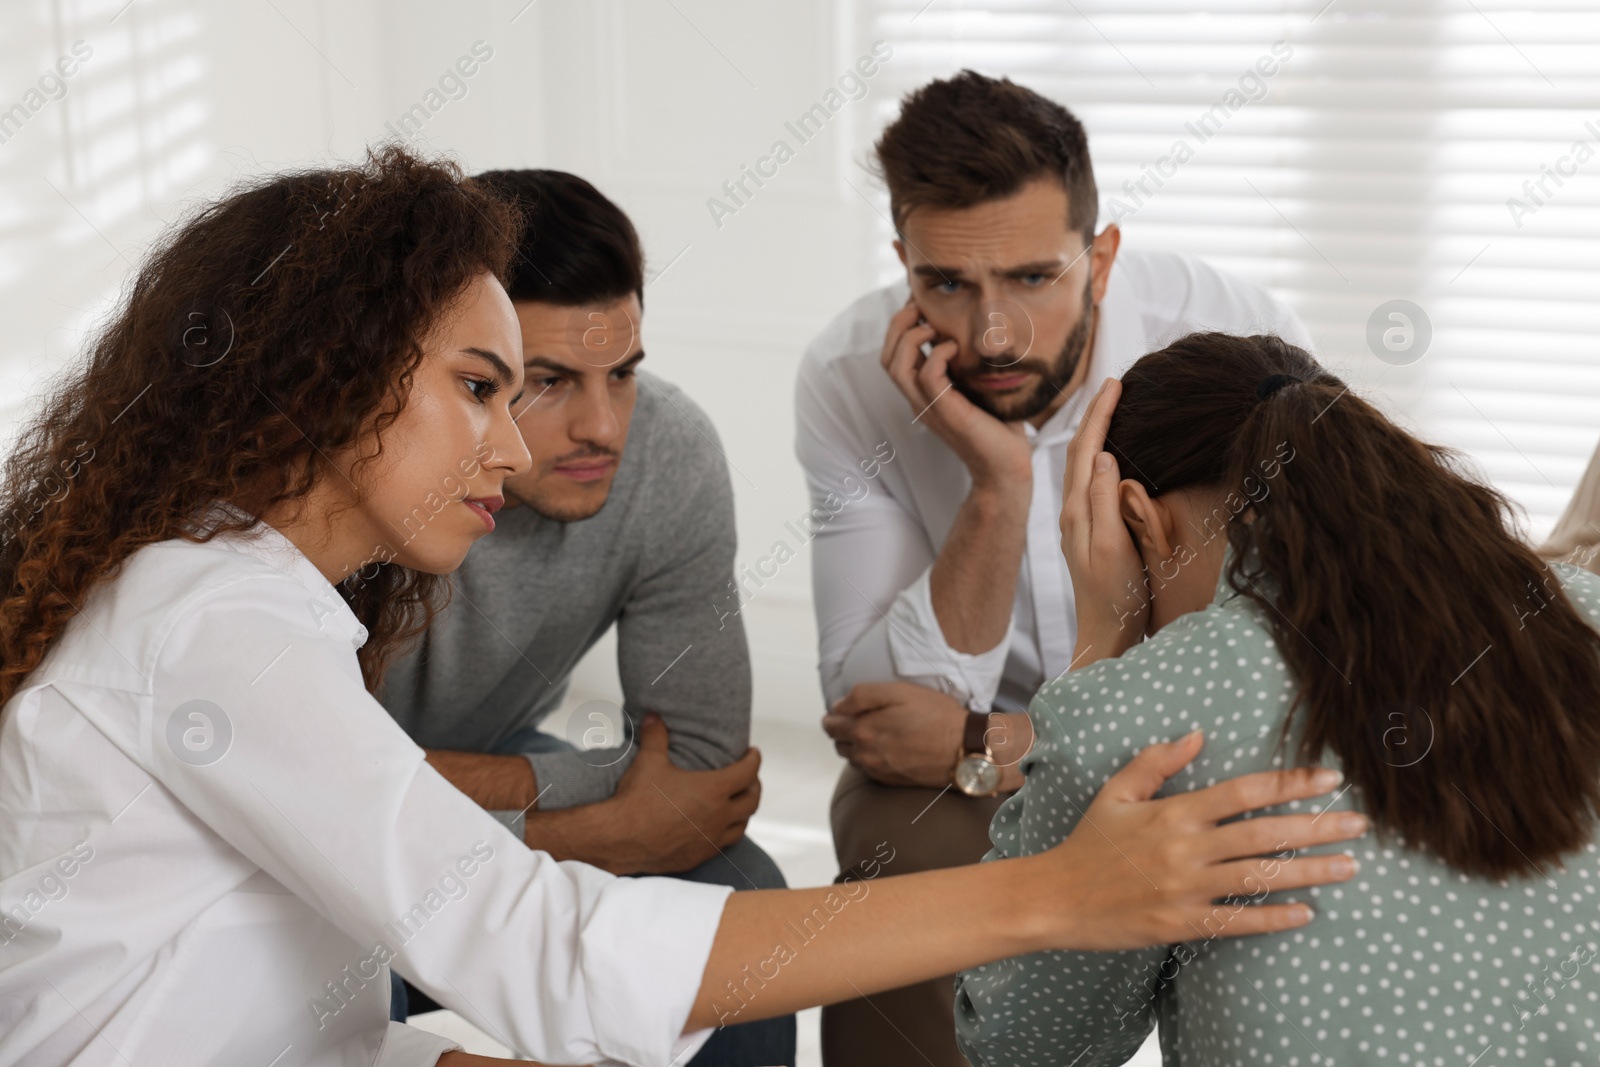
top-left (376, 169), bottom-right (793, 1066)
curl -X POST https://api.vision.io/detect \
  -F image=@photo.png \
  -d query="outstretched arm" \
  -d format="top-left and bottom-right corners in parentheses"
top-left (684, 731), bottom-right (1363, 1031)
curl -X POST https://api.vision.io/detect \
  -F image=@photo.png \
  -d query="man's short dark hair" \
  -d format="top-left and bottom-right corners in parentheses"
top-left (473, 169), bottom-right (645, 308)
top-left (873, 70), bottom-right (1098, 241)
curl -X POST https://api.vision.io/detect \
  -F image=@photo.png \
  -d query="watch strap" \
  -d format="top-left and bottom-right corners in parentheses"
top-left (962, 710), bottom-right (991, 757)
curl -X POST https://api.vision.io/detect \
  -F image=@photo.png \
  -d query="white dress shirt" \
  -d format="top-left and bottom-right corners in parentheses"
top-left (0, 504), bottom-right (731, 1067)
top-left (795, 247), bottom-right (1312, 714)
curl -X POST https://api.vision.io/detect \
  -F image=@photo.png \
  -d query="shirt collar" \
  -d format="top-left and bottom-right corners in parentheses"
top-left (1214, 541), bottom-right (1240, 605)
top-left (196, 500), bottom-right (370, 649)
top-left (1212, 537), bottom-right (1277, 608)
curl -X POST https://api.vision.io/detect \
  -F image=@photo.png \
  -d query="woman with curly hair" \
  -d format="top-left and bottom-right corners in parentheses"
top-left (0, 150), bottom-right (1364, 1067)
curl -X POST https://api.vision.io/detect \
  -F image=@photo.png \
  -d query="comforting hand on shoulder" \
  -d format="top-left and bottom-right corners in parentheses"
top-left (1032, 731), bottom-right (1365, 951)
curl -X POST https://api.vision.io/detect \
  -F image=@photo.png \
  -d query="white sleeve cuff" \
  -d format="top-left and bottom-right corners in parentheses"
top-left (373, 1021), bottom-right (462, 1066)
top-left (581, 875), bottom-right (735, 1067)
top-left (884, 570), bottom-right (1013, 711)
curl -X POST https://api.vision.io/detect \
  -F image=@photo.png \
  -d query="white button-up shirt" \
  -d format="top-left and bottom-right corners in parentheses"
top-left (796, 247), bottom-right (1312, 714)
top-left (0, 506), bottom-right (731, 1067)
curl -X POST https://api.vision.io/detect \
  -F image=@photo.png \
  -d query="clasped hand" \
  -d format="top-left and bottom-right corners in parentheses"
top-left (824, 682), bottom-right (1031, 790)
top-left (517, 714), bottom-right (762, 876)
top-left (822, 682), bottom-right (968, 787)
top-left (599, 714), bottom-right (761, 874)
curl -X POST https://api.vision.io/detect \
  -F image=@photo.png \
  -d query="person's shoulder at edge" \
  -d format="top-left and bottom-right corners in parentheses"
top-left (1551, 559), bottom-right (1600, 628)
top-left (19, 531), bottom-right (336, 698)
top-left (1112, 246), bottom-right (1310, 348)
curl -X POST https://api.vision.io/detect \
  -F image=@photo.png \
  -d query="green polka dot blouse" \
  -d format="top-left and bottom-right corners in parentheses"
top-left (954, 551), bottom-right (1600, 1067)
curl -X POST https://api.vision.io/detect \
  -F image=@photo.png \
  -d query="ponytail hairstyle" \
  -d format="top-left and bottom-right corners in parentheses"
top-left (1105, 332), bottom-right (1600, 880)
top-left (0, 146), bottom-right (519, 702)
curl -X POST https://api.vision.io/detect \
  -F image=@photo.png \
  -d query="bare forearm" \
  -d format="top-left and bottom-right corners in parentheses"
top-left (686, 856), bottom-right (1052, 1030)
top-left (423, 750), bottom-right (642, 872)
top-left (424, 749), bottom-right (538, 812)
top-left (521, 802), bottom-right (636, 874)
top-left (929, 483), bottom-right (1031, 653)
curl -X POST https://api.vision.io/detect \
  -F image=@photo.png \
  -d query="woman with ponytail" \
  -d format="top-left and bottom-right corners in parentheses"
top-left (0, 156), bottom-right (1366, 1067)
top-left (955, 332), bottom-right (1600, 1066)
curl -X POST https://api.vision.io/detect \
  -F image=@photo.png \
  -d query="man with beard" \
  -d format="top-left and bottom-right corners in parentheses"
top-left (378, 169), bottom-right (794, 1067)
top-left (794, 71), bottom-right (1311, 1067)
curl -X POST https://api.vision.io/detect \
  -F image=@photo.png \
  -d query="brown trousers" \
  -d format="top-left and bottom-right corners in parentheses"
top-left (821, 764), bottom-right (1008, 1067)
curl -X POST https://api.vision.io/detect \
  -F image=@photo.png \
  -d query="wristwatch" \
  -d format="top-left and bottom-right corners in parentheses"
top-left (952, 710), bottom-right (1003, 797)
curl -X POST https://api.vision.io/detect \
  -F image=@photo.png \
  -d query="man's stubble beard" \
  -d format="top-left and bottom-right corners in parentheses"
top-left (503, 461), bottom-right (618, 524)
top-left (516, 490), bottom-right (611, 523)
top-left (949, 274), bottom-right (1096, 423)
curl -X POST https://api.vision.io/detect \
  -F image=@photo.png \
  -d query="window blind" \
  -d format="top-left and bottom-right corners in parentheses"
top-left (855, 0), bottom-right (1600, 541)
top-left (0, 0), bottom-right (210, 444)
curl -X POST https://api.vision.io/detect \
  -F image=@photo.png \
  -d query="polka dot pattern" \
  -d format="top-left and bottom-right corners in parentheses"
top-left (954, 561), bottom-right (1600, 1067)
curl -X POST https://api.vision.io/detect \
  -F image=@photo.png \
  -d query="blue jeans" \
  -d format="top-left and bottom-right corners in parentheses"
top-left (391, 726), bottom-right (797, 1067)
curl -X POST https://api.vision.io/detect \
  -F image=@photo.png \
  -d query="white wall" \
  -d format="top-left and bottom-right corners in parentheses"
top-left (515, 0), bottom-right (891, 722)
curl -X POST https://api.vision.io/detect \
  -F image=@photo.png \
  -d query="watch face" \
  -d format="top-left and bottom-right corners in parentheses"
top-left (955, 755), bottom-right (1003, 797)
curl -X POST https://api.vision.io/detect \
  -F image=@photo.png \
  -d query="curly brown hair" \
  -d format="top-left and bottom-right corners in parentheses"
top-left (0, 145), bottom-right (519, 703)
